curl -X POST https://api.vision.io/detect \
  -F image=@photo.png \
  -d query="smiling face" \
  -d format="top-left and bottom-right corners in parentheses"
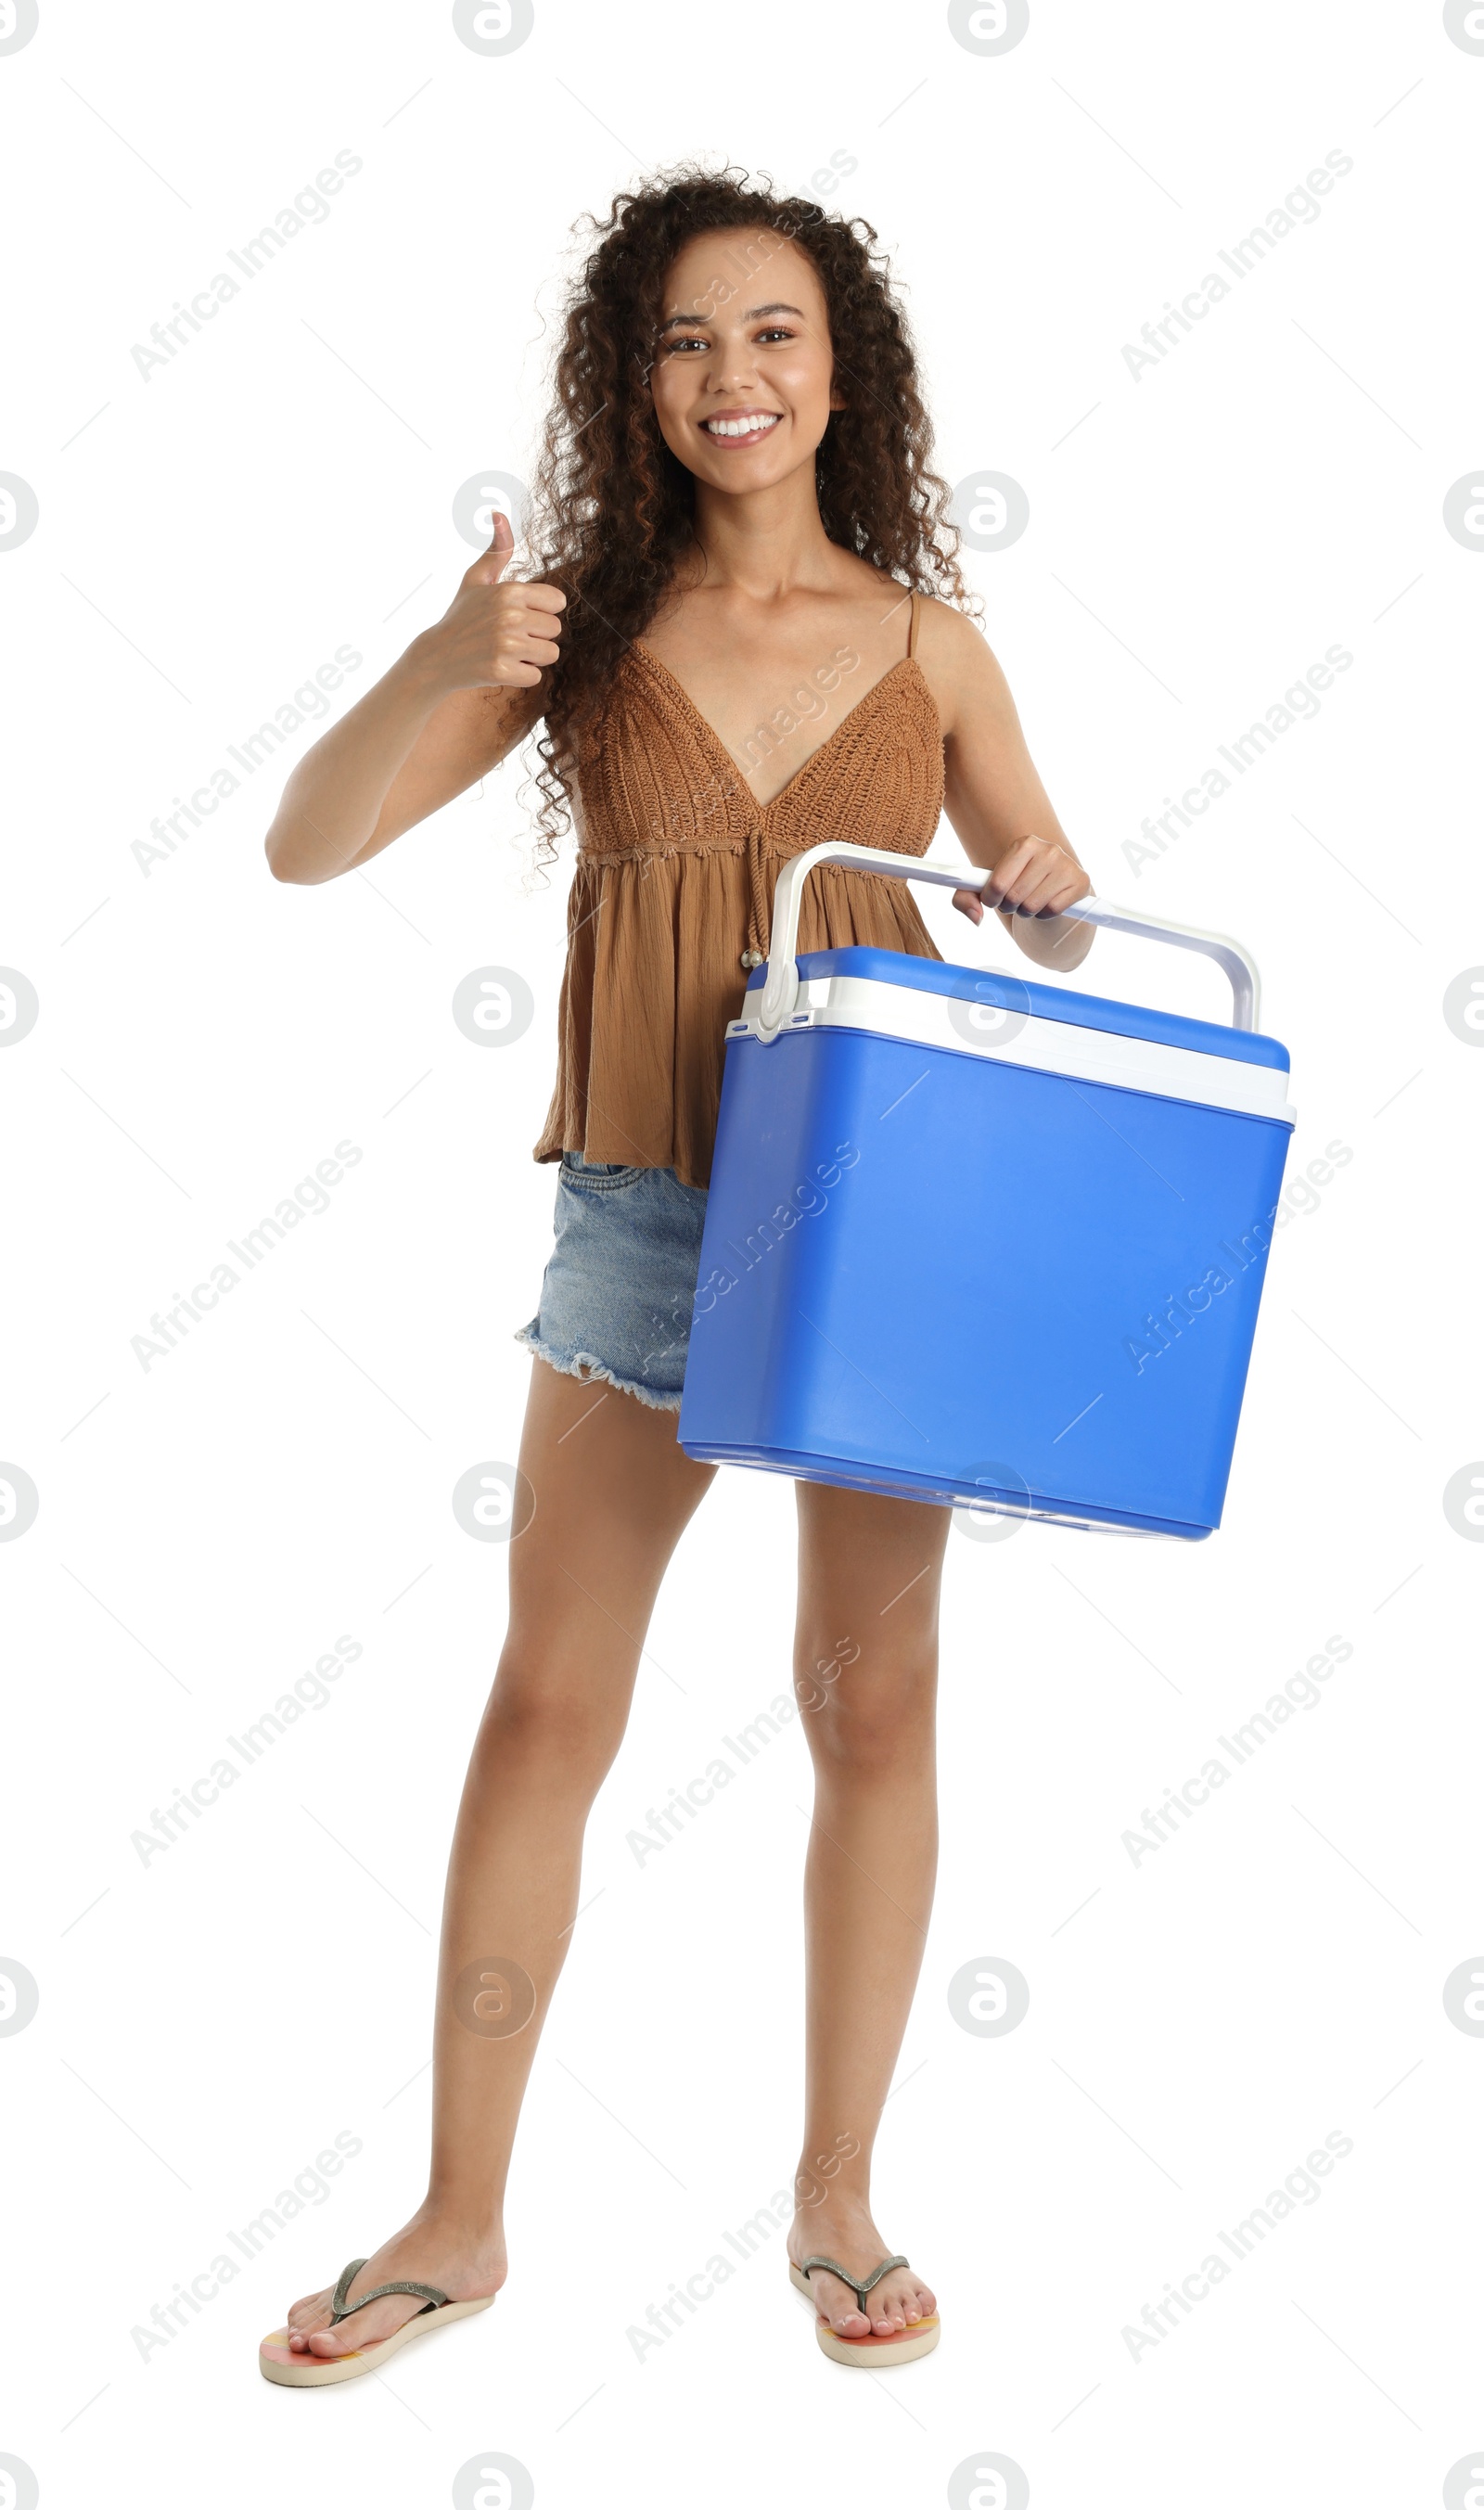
top-left (648, 226), bottom-right (845, 493)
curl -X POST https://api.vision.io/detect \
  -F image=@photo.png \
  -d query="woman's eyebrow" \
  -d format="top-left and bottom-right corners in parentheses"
top-left (655, 301), bottom-right (808, 334)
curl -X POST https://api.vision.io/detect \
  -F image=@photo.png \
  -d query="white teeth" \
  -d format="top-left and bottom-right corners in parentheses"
top-left (704, 414), bottom-right (780, 438)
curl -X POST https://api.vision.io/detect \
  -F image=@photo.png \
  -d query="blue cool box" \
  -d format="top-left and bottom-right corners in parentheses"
top-left (676, 848), bottom-right (1297, 1540)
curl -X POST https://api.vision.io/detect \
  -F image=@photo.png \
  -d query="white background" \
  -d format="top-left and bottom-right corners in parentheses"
top-left (3, 2), bottom-right (1481, 2505)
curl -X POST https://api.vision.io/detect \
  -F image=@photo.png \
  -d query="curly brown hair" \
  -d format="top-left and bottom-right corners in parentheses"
top-left (515, 161), bottom-right (978, 867)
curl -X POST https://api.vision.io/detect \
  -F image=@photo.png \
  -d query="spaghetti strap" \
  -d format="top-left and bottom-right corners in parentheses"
top-left (906, 589), bottom-right (918, 660)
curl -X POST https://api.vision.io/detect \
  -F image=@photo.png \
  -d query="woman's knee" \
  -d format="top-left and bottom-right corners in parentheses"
top-left (480, 1652), bottom-right (632, 1786)
top-left (795, 1642), bottom-right (937, 1774)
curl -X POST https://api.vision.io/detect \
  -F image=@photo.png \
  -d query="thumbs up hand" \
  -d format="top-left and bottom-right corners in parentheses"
top-left (419, 508), bottom-right (569, 695)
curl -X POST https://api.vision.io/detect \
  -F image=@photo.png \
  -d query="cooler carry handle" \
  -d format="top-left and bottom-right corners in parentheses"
top-left (757, 840), bottom-right (1262, 1038)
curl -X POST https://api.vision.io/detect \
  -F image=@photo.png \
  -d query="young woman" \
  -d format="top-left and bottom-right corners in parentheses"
top-left (258, 166), bottom-right (1094, 2385)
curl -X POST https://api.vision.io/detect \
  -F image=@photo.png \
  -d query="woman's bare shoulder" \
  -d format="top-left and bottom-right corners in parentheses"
top-left (911, 588), bottom-right (987, 651)
top-left (908, 594), bottom-right (1006, 737)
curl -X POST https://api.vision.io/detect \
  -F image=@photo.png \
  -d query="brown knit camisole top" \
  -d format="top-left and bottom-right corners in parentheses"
top-left (533, 588), bottom-right (946, 1191)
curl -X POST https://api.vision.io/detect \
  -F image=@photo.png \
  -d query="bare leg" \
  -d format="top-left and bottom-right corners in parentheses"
top-left (285, 1361), bottom-right (715, 2356)
top-left (786, 1480), bottom-right (950, 2340)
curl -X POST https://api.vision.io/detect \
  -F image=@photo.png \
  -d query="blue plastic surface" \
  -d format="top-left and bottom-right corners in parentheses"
top-left (680, 963), bottom-right (1293, 1538)
top-left (744, 946), bottom-right (1292, 1069)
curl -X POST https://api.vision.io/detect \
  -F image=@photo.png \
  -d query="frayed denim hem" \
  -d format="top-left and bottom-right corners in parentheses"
top-left (512, 1323), bottom-right (684, 1415)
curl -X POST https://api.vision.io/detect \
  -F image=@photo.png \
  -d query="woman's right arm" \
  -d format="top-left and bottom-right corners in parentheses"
top-left (263, 513), bottom-right (567, 885)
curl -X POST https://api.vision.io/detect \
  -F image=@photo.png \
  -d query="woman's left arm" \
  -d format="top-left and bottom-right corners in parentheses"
top-left (924, 600), bottom-right (1094, 974)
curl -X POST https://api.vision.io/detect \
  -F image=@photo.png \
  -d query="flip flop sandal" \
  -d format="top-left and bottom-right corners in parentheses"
top-left (259, 2257), bottom-right (494, 2388)
top-left (788, 2252), bottom-right (940, 2366)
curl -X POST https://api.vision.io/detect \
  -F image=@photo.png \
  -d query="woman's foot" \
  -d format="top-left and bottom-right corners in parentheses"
top-left (285, 2210), bottom-right (507, 2359)
top-left (787, 2198), bottom-right (936, 2338)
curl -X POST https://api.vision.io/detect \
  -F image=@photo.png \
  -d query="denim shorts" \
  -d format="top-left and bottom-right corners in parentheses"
top-left (515, 1152), bottom-right (710, 1412)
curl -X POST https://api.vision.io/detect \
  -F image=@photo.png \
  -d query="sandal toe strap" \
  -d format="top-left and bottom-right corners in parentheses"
top-left (799, 2252), bottom-right (910, 2308)
top-left (329, 2259), bottom-right (450, 2323)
